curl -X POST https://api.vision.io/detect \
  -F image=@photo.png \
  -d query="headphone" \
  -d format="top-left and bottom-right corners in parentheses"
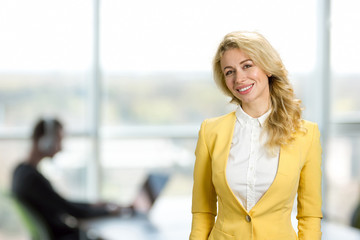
top-left (38, 118), bottom-right (57, 154)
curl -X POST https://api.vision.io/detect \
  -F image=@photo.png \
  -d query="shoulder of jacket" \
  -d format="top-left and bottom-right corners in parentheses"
top-left (302, 119), bottom-right (317, 126)
top-left (199, 112), bottom-right (236, 137)
top-left (292, 120), bottom-right (320, 143)
top-left (301, 119), bottom-right (319, 132)
top-left (204, 111), bottom-right (236, 125)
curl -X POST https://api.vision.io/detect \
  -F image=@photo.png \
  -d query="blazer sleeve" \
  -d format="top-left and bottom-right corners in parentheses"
top-left (296, 123), bottom-right (323, 240)
top-left (190, 120), bottom-right (217, 240)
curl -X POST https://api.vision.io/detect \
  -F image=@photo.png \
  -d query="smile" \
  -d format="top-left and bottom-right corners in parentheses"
top-left (237, 84), bottom-right (254, 92)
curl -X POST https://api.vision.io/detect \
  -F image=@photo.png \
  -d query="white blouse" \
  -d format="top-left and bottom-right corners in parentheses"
top-left (226, 106), bottom-right (280, 211)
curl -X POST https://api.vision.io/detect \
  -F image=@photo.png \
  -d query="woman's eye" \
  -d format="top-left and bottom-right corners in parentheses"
top-left (225, 70), bottom-right (233, 76)
top-left (243, 64), bottom-right (252, 69)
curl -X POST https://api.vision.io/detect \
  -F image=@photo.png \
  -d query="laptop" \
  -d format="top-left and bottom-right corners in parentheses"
top-left (126, 173), bottom-right (170, 217)
top-left (82, 173), bottom-right (170, 239)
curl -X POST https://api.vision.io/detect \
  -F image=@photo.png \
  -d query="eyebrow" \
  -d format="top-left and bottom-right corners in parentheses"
top-left (223, 59), bottom-right (252, 71)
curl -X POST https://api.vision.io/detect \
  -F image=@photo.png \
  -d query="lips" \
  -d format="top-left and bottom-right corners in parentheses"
top-left (236, 83), bottom-right (254, 94)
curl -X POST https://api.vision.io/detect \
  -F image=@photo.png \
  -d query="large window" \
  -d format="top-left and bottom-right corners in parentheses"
top-left (99, 0), bottom-right (318, 203)
top-left (0, 0), bottom-right (358, 229)
top-left (0, 0), bottom-right (93, 200)
top-left (326, 0), bottom-right (360, 225)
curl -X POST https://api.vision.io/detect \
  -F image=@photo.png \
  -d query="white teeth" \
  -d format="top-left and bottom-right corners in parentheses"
top-left (238, 84), bottom-right (253, 92)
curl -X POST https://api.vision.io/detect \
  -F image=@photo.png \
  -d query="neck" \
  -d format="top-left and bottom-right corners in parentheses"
top-left (25, 147), bottom-right (45, 167)
top-left (242, 98), bottom-right (271, 118)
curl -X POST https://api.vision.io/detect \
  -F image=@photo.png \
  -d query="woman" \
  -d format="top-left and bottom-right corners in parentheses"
top-left (190, 31), bottom-right (322, 240)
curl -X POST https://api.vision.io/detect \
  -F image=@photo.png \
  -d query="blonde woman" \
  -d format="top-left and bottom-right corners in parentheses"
top-left (190, 31), bottom-right (322, 240)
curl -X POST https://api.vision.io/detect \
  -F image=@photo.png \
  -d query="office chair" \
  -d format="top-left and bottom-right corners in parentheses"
top-left (351, 202), bottom-right (360, 229)
top-left (9, 194), bottom-right (52, 240)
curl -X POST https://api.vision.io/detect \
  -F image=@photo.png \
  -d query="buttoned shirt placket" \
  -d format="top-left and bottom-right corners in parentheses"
top-left (246, 118), bottom-right (260, 210)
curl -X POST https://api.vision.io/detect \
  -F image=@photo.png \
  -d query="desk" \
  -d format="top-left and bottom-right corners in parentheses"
top-left (82, 196), bottom-right (360, 240)
top-left (322, 221), bottom-right (360, 240)
top-left (81, 196), bottom-right (191, 240)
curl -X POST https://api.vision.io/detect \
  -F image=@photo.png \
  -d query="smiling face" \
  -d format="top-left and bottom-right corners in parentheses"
top-left (220, 48), bottom-right (271, 116)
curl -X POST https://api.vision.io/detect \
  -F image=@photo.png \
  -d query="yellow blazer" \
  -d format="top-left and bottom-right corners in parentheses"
top-left (190, 112), bottom-right (322, 240)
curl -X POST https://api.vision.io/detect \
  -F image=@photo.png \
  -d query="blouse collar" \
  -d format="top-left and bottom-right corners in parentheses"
top-left (235, 105), bottom-right (271, 127)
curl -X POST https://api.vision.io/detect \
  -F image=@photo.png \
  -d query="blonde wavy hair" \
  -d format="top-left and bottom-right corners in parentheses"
top-left (213, 31), bottom-right (305, 149)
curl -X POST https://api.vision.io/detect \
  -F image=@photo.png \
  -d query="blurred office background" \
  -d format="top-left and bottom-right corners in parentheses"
top-left (0, 0), bottom-right (359, 238)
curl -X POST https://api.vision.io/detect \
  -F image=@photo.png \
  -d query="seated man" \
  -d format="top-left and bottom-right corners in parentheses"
top-left (11, 118), bottom-right (124, 240)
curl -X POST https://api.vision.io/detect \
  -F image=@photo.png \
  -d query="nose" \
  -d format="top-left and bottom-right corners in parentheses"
top-left (235, 70), bottom-right (246, 83)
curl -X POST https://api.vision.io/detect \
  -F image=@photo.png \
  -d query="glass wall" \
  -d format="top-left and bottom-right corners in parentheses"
top-left (327, 0), bottom-right (360, 225)
top-left (0, 0), bottom-right (358, 229)
top-left (99, 0), bottom-right (318, 204)
top-left (0, 0), bottom-right (93, 200)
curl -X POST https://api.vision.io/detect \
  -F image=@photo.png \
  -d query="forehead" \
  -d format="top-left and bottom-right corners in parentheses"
top-left (220, 48), bottom-right (251, 67)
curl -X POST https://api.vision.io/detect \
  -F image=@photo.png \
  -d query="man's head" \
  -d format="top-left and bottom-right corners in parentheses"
top-left (32, 118), bottom-right (63, 157)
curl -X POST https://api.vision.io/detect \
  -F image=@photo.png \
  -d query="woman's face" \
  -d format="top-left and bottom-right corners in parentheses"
top-left (220, 48), bottom-right (270, 111)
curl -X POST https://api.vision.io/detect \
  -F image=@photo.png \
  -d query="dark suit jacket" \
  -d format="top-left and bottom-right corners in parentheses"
top-left (12, 163), bottom-right (110, 240)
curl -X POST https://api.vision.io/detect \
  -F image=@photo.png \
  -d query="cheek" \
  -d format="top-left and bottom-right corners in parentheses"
top-left (224, 78), bottom-right (233, 90)
top-left (56, 140), bottom-right (62, 151)
top-left (250, 70), bottom-right (261, 79)
top-left (259, 75), bottom-right (270, 87)
top-left (251, 69), bottom-right (268, 84)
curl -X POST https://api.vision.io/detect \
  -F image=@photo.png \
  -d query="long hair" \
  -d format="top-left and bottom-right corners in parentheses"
top-left (213, 31), bottom-right (305, 150)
